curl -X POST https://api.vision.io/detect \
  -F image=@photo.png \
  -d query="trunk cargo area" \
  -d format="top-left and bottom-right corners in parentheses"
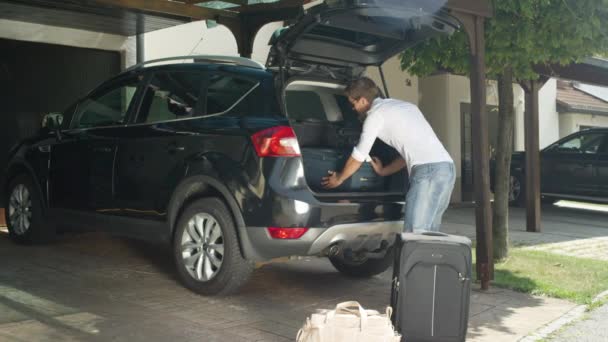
top-left (285, 80), bottom-right (407, 196)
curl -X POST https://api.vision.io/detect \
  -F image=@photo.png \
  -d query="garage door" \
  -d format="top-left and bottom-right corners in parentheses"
top-left (0, 38), bottom-right (120, 200)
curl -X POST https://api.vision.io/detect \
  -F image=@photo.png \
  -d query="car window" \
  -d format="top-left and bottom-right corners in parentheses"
top-left (60, 102), bottom-right (78, 130)
top-left (555, 133), bottom-right (605, 154)
top-left (206, 73), bottom-right (257, 115)
top-left (285, 91), bottom-right (327, 121)
top-left (71, 76), bottom-right (141, 129)
top-left (137, 71), bottom-right (204, 124)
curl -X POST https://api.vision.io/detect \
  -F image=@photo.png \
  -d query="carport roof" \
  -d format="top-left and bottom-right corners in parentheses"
top-left (0, 0), bottom-right (492, 37)
top-left (0, 0), bottom-right (309, 36)
top-left (0, 0), bottom-right (191, 36)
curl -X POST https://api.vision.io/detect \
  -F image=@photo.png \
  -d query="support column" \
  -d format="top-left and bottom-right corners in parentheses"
top-left (455, 13), bottom-right (493, 290)
top-left (221, 6), bottom-right (301, 58)
top-left (136, 14), bottom-right (145, 63)
top-left (523, 80), bottom-right (544, 233)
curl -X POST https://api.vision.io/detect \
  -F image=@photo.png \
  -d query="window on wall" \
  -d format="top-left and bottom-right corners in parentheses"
top-left (206, 73), bottom-right (257, 115)
top-left (71, 76), bottom-right (141, 129)
top-left (137, 71), bottom-right (204, 124)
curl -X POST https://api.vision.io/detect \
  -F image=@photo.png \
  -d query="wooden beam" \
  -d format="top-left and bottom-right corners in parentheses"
top-left (447, 0), bottom-right (492, 18)
top-left (238, 0), bottom-right (304, 13)
top-left (91, 0), bottom-right (238, 20)
top-left (182, 0), bottom-right (247, 6)
top-left (523, 79), bottom-right (546, 233)
top-left (534, 62), bottom-right (608, 88)
top-left (223, 1), bottom-right (300, 57)
top-left (454, 11), bottom-right (493, 290)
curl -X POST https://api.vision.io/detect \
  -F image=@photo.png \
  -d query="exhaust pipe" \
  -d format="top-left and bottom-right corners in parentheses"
top-left (328, 244), bottom-right (341, 257)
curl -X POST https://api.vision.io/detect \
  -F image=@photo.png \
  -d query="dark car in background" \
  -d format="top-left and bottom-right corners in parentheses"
top-left (498, 128), bottom-right (608, 206)
top-left (3, 0), bottom-right (459, 295)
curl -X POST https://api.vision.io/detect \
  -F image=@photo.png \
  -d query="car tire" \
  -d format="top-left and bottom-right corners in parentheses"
top-left (509, 173), bottom-right (525, 207)
top-left (173, 197), bottom-right (254, 296)
top-left (5, 174), bottom-right (54, 244)
top-left (329, 248), bottom-right (393, 278)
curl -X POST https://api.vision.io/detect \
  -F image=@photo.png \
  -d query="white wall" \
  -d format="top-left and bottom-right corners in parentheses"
top-left (514, 85), bottom-right (526, 151)
top-left (419, 74), bottom-right (502, 174)
top-left (366, 55), bottom-right (419, 105)
top-left (251, 22), bottom-right (283, 64)
top-left (559, 113), bottom-right (608, 137)
top-left (143, 20), bottom-right (282, 64)
top-left (538, 78), bottom-right (559, 149)
top-left (418, 74), bottom-right (526, 202)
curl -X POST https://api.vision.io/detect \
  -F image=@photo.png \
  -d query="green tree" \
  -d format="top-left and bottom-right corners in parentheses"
top-left (401, 0), bottom-right (608, 260)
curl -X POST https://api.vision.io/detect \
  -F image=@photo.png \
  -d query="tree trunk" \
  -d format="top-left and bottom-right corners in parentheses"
top-left (492, 67), bottom-right (515, 261)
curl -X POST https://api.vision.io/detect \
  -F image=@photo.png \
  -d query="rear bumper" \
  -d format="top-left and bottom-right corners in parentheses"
top-left (307, 221), bottom-right (402, 254)
top-left (236, 157), bottom-right (404, 261)
top-left (244, 221), bottom-right (402, 261)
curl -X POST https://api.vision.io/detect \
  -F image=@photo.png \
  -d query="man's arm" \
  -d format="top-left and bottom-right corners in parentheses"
top-left (371, 157), bottom-right (406, 176)
top-left (322, 114), bottom-right (383, 189)
top-left (321, 156), bottom-right (363, 189)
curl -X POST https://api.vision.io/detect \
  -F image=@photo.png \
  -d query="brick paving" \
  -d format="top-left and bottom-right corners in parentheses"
top-left (2, 203), bottom-right (605, 341)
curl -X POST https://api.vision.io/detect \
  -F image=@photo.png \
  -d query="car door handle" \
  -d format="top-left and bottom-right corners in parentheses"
top-left (167, 143), bottom-right (185, 153)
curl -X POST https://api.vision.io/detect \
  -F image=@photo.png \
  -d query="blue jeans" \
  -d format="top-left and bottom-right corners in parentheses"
top-left (404, 162), bottom-right (455, 232)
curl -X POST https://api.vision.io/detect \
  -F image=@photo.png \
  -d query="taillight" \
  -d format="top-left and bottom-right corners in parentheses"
top-left (267, 227), bottom-right (309, 239)
top-left (251, 126), bottom-right (301, 157)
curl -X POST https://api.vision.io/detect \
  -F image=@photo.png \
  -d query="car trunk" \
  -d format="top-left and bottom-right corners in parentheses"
top-left (284, 80), bottom-right (407, 197)
top-left (270, 0), bottom-right (459, 198)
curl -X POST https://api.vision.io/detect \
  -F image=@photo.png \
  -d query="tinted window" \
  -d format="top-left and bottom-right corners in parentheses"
top-left (206, 74), bottom-right (257, 115)
top-left (285, 91), bottom-right (327, 121)
top-left (555, 133), bottom-right (605, 154)
top-left (137, 71), bottom-right (204, 124)
top-left (71, 76), bottom-right (141, 129)
top-left (60, 102), bottom-right (77, 129)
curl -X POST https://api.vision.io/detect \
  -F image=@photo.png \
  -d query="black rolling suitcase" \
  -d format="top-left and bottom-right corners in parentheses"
top-left (390, 232), bottom-right (472, 342)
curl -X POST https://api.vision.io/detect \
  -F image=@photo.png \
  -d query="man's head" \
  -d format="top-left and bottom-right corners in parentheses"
top-left (345, 77), bottom-right (380, 115)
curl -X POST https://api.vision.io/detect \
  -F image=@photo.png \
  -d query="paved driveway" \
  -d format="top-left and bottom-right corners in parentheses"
top-left (1, 203), bottom-right (599, 341)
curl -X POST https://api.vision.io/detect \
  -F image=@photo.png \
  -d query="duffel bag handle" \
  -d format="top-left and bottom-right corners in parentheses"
top-left (331, 301), bottom-right (368, 330)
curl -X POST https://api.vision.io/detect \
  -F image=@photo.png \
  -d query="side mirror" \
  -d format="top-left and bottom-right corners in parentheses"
top-left (42, 112), bottom-right (64, 140)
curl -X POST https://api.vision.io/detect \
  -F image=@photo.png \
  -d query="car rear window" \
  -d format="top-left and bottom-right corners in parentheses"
top-left (285, 91), bottom-right (327, 121)
top-left (206, 74), bottom-right (257, 115)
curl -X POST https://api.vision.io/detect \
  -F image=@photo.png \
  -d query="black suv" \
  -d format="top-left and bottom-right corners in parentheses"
top-left (3, 1), bottom-right (458, 295)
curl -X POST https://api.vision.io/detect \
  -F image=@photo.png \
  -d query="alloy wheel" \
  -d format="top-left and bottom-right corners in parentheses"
top-left (180, 213), bottom-right (225, 282)
top-left (509, 175), bottom-right (521, 202)
top-left (8, 184), bottom-right (32, 235)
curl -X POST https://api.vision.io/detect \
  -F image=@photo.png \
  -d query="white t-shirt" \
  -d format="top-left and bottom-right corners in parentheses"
top-left (351, 98), bottom-right (453, 174)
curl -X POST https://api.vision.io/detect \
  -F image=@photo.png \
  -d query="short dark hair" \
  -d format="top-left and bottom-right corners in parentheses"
top-left (344, 77), bottom-right (380, 103)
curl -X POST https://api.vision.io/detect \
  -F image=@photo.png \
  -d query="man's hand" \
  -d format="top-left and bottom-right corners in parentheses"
top-left (370, 157), bottom-right (385, 176)
top-left (322, 171), bottom-right (343, 189)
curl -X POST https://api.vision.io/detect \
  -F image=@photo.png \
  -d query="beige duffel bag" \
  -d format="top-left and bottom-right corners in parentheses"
top-left (296, 301), bottom-right (402, 342)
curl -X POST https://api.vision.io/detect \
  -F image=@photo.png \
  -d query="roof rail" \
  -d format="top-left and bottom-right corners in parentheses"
top-left (125, 55), bottom-right (265, 72)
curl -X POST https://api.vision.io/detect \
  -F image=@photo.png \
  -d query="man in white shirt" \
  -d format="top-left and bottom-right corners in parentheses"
top-left (322, 77), bottom-right (455, 232)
